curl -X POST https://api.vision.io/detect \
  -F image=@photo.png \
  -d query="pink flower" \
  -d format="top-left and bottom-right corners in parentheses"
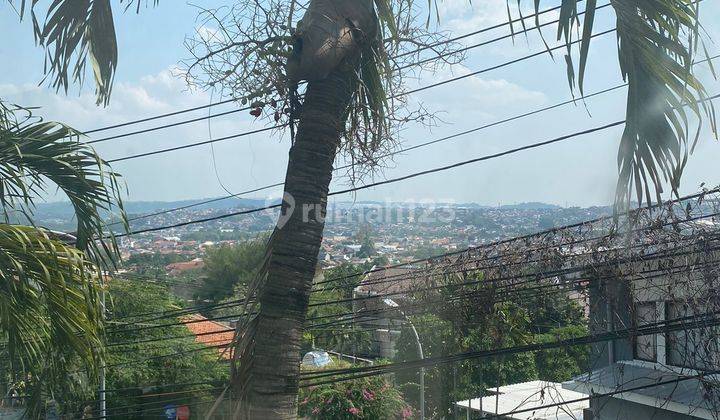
top-left (325, 397), bottom-right (333, 404)
top-left (362, 389), bottom-right (375, 401)
top-left (300, 397), bottom-right (309, 405)
top-left (312, 407), bottom-right (320, 414)
top-left (401, 407), bottom-right (413, 419)
top-left (348, 407), bottom-right (361, 416)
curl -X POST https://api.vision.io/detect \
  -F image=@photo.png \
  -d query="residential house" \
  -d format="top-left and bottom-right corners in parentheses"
top-left (455, 380), bottom-right (589, 419)
top-left (182, 314), bottom-right (234, 360)
top-left (563, 236), bottom-right (720, 419)
top-left (165, 258), bottom-right (204, 276)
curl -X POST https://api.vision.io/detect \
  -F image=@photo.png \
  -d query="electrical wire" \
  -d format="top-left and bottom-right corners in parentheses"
top-left (101, 53), bottom-right (719, 227)
top-left (106, 124), bottom-right (285, 163)
top-left (112, 118), bottom-right (629, 238)
top-left (298, 310), bottom-right (720, 384)
top-left (79, 1), bottom-right (582, 137)
top-left (103, 28), bottom-right (617, 164)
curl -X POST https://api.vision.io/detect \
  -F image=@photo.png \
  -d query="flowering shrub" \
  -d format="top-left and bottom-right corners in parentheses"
top-left (299, 375), bottom-right (412, 419)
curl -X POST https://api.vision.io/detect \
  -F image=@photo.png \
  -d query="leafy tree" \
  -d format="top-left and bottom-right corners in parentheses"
top-left (322, 263), bottom-right (370, 299)
top-left (103, 280), bottom-right (229, 419)
top-left (355, 225), bottom-right (376, 258)
top-left (393, 314), bottom-right (458, 418)
top-left (304, 263), bottom-right (376, 355)
top-left (535, 325), bottom-right (589, 382)
top-left (409, 245), bottom-right (447, 260)
top-left (124, 253), bottom-right (194, 277)
top-left (519, 290), bottom-right (586, 334)
top-left (197, 239), bottom-right (265, 303)
top-left (396, 271), bottom-right (588, 416)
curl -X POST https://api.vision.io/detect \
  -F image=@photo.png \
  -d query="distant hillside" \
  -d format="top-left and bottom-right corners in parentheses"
top-left (35, 198), bottom-right (566, 217)
top-left (34, 197), bottom-right (269, 218)
top-left (498, 202), bottom-right (563, 210)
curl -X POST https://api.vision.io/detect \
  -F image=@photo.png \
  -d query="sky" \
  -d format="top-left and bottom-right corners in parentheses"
top-left (1, 0), bottom-right (719, 207)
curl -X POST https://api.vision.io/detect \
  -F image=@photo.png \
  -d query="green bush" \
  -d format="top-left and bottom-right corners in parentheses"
top-left (299, 375), bottom-right (412, 419)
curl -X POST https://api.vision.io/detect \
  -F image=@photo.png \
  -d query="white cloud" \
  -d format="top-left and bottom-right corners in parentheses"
top-left (0, 67), bottom-right (289, 203)
top-left (411, 63), bottom-right (547, 123)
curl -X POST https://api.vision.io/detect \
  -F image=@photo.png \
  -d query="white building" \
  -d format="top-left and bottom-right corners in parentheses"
top-left (454, 380), bottom-right (588, 419)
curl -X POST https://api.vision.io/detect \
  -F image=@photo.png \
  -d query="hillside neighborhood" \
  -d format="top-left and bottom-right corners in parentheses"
top-left (2, 0), bottom-right (720, 419)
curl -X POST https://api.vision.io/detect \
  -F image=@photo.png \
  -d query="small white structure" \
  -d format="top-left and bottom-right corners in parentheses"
top-left (301, 350), bottom-right (331, 368)
top-left (454, 380), bottom-right (588, 420)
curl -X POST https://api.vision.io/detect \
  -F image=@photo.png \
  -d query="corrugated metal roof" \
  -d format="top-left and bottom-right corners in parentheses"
top-left (564, 361), bottom-right (719, 419)
top-left (455, 380), bottom-right (588, 420)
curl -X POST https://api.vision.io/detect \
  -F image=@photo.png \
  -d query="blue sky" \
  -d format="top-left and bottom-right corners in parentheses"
top-left (1, 0), bottom-right (719, 207)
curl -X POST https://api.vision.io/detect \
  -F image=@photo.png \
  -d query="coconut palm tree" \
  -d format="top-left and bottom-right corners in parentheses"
top-left (11, 0), bottom-right (714, 417)
top-left (183, 0), bottom-right (715, 417)
top-left (0, 101), bottom-right (125, 416)
top-left (2, 0), bottom-right (149, 414)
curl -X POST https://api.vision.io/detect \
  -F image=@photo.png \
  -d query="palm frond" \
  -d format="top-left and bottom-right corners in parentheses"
top-left (526, 0), bottom-right (716, 209)
top-left (611, 0), bottom-right (715, 208)
top-left (0, 101), bottom-right (127, 266)
top-left (0, 224), bottom-right (103, 417)
top-left (11, 0), bottom-right (158, 106)
top-left (19, 0), bottom-right (118, 106)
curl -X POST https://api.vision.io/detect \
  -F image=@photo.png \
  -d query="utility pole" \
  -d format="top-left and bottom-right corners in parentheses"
top-left (99, 273), bottom-right (107, 419)
top-left (383, 298), bottom-right (424, 420)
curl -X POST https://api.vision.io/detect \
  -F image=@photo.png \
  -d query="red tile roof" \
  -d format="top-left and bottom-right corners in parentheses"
top-left (166, 259), bottom-right (204, 275)
top-left (182, 314), bottom-right (234, 360)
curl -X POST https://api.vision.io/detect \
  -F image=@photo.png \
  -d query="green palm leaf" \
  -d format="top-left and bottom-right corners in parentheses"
top-left (12, 0), bottom-right (158, 106)
top-left (0, 101), bottom-right (126, 265)
top-left (526, 0), bottom-right (716, 209)
top-left (0, 102), bottom-right (126, 415)
top-left (0, 224), bottom-right (103, 417)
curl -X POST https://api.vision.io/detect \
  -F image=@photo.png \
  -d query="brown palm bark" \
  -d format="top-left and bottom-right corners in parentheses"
top-left (244, 64), bottom-right (355, 418)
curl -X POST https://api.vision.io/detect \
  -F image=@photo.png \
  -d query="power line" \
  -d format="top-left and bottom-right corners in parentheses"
top-left (299, 310), bottom-right (720, 384)
top-left (111, 252), bottom-right (719, 344)
top-left (106, 124), bottom-right (285, 163)
top-left (87, 107), bottom-right (248, 145)
top-left (82, 98), bottom-right (240, 135)
top-left (114, 118), bottom-right (628, 238)
top-left (111, 183), bottom-right (284, 226)
top-left (79, 1), bottom-right (580, 137)
top-left (392, 0), bottom-right (585, 60)
top-left (107, 312), bottom-right (247, 334)
top-left (104, 187), bottom-right (720, 337)
top-left (312, 184), bottom-right (720, 289)
top-left (483, 368), bottom-right (720, 420)
top-left (309, 251), bottom-right (720, 332)
top-left (306, 232), bottom-right (720, 320)
top-left (102, 53), bottom-right (719, 227)
top-left (104, 28), bottom-right (616, 165)
top-left (397, 28), bottom-right (615, 97)
top-left (112, 216), bottom-right (720, 337)
top-left (395, 2), bottom-right (612, 71)
top-left (107, 86), bottom-right (623, 228)
top-left (314, 208), bottom-right (714, 293)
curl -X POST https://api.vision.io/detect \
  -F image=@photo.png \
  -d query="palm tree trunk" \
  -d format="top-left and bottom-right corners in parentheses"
top-left (244, 64), bottom-right (355, 418)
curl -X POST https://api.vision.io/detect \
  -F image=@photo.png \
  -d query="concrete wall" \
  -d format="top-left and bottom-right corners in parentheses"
top-left (589, 396), bottom-right (704, 420)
